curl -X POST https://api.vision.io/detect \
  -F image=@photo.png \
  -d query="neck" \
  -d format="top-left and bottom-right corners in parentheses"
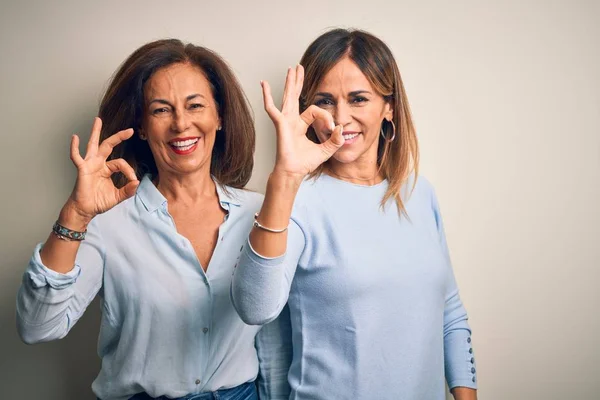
top-left (326, 157), bottom-right (383, 186)
top-left (154, 167), bottom-right (217, 206)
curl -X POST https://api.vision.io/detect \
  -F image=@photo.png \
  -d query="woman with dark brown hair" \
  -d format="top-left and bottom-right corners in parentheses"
top-left (232, 29), bottom-right (478, 399)
top-left (16, 39), bottom-right (290, 400)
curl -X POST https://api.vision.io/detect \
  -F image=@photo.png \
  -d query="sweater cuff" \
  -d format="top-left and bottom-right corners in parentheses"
top-left (445, 329), bottom-right (477, 390)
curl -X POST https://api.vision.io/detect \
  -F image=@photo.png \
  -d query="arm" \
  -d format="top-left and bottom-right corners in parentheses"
top-left (231, 66), bottom-right (343, 325)
top-left (255, 304), bottom-right (293, 400)
top-left (15, 117), bottom-right (138, 344)
top-left (232, 217), bottom-right (304, 325)
top-left (16, 218), bottom-right (105, 344)
top-left (451, 387), bottom-right (477, 400)
top-left (430, 187), bottom-right (478, 395)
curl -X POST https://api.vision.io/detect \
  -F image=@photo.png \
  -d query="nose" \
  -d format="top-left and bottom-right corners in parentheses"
top-left (171, 110), bottom-right (191, 133)
top-left (333, 102), bottom-right (352, 127)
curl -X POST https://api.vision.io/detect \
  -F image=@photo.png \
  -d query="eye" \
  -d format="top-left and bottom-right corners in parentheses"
top-left (152, 107), bottom-right (170, 115)
top-left (189, 103), bottom-right (204, 110)
top-left (314, 98), bottom-right (334, 107)
top-left (351, 96), bottom-right (368, 104)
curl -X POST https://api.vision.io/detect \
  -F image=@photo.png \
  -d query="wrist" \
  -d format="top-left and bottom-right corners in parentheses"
top-left (269, 169), bottom-right (304, 191)
top-left (58, 201), bottom-right (93, 231)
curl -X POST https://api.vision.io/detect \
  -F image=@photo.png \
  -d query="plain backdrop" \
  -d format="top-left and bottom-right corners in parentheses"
top-left (0, 1), bottom-right (598, 399)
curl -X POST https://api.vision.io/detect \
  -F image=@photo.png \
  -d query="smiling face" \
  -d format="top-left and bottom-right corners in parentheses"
top-left (311, 56), bottom-right (393, 166)
top-left (141, 62), bottom-right (221, 179)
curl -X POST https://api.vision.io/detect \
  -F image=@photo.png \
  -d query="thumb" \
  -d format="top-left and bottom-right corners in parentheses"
top-left (319, 124), bottom-right (345, 157)
top-left (118, 180), bottom-right (140, 202)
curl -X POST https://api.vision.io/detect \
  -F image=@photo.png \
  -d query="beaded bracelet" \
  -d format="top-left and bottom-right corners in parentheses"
top-left (52, 220), bottom-right (87, 241)
top-left (253, 213), bottom-right (288, 233)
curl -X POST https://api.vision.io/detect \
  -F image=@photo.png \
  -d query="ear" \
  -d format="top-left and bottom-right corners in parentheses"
top-left (138, 127), bottom-right (147, 140)
top-left (383, 102), bottom-right (393, 122)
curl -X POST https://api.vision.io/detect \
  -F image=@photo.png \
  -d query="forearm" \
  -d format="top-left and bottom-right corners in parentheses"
top-left (451, 387), bottom-right (477, 400)
top-left (249, 172), bottom-right (302, 258)
top-left (40, 202), bottom-right (91, 274)
top-left (17, 215), bottom-right (104, 344)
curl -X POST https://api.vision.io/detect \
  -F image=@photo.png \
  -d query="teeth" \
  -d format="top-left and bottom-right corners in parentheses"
top-left (170, 138), bottom-right (199, 152)
top-left (175, 144), bottom-right (194, 151)
top-left (343, 133), bottom-right (358, 140)
top-left (171, 138), bottom-right (199, 147)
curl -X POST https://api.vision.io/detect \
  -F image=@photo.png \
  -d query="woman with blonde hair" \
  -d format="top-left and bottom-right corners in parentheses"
top-left (232, 28), bottom-right (478, 400)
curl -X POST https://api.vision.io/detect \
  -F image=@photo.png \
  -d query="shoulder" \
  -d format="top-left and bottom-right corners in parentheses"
top-left (222, 185), bottom-right (264, 214)
top-left (410, 174), bottom-right (436, 200)
top-left (295, 175), bottom-right (330, 205)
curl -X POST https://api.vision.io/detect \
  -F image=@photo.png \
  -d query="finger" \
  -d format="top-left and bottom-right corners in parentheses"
top-left (281, 66), bottom-right (297, 113)
top-left (85, 117), bottom-right (102, 158)
top-left (117, 180), bottom-right (140, 203)
top-left (70, 135), bottom-right (84, 168)
top-left (300, 105), bottom-right (335, 132)
top-left (106, 158), bottom-right (138, 182)
top-left (280, 67), bottom-right (292, 107)
top-left (295, 64), bottom-right (304, 97)
top-left (319, 124), bottom-right (345, 159)
top-left (98, 128), bottom-right (134, 159)
top-left (261, 80), bottom-right (281, 123)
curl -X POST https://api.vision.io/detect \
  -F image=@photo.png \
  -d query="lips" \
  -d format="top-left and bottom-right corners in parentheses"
top-left (341, 131), bottom-right (360, 145)
top-left (168, 137), bottom-right (200, 155)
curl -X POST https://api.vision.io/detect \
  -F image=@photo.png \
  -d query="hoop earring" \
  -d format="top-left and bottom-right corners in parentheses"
top-left (380, 120), bottom-right (396, 142)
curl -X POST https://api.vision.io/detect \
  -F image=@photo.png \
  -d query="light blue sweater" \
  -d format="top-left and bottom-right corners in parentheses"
top-left (232, 174), bottom-right (477, 400)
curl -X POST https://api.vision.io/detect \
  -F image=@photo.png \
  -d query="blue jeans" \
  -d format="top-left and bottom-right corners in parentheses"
top-left (127, 381), bottom-right (257, 400)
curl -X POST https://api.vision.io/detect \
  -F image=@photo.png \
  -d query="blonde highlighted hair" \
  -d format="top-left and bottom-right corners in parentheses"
top-left (300, 28), bottom-right (419, 214)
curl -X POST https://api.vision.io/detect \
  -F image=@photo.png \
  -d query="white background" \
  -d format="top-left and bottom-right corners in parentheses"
top-left (0, 1), bottom-right (598, 398)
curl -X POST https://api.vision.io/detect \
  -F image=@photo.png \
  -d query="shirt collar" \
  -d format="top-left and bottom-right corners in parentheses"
top-left (137, 174), bottom-right (241, 213)
top-left (137, 175), bottom-right (167, 213)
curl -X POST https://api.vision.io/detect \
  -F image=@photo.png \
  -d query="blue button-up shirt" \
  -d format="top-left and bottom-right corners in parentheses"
top-left (16, 175), bottom-right (291, 400)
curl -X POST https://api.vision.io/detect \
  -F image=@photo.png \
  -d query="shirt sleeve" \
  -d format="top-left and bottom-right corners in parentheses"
top-left (255, 304), bottom-right (293, 400)
top-left (231, 218), bottom-right (305, 326)
top-left (430, 188), bottom-right (478, 390)
top-left (16, 217), bottom-right (105, 344)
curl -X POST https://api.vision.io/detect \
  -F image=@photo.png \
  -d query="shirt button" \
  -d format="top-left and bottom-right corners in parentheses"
top-left (471, 367), bottom-right (476, 373)
top-left (471, 357), bottom-right (475, 364)
top-left (203, 327), bottom-right (209, 334)
top-left (467, 337), bottom-right (471, 343)
top-left (469, 348), bottom-right (473, 354)
top-left (195, 379), bottom-right (201, 385)
top-left (472, 377), bottom-right (476, 383)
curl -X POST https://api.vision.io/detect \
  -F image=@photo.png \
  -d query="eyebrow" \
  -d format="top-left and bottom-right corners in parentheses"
top-left (314, 90), bottom-right (372, 98)
top-left (148, 93), bottom-right (206, 106)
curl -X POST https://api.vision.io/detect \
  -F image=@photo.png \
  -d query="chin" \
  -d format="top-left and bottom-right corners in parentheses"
top-left (331, 151), bottom-right (360, 164)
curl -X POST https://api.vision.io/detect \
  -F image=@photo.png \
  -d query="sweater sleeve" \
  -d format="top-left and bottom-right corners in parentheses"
top-left (231, 218), bottom-right (305, 326)
top-left (430, 188), bottom-right (478, 390)
top-left (16, 217), bottom-right (105, 344)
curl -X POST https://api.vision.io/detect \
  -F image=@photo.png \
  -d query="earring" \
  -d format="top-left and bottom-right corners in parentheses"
top-left (217, 126), bottom-right (222, 131)
top-left (380, 119), bottom-right (396, 142)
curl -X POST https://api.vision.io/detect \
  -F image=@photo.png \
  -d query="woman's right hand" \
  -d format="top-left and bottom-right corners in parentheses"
top-left (261, 65), bottom-right (345, 180)
top-left (60, 117), bottom-right (139, 228)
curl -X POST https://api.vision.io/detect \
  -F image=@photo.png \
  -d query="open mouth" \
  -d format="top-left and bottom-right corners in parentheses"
top-left (169, 137), bottom-right (200, 155)
top-left (341, 132), bottom-right (360, 144)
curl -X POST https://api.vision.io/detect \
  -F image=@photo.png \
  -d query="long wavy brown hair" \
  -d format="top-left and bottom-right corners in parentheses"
top-left (300, 29), bottom-right (419, 213)
top-left (98, 39), bottom-right (255, 189)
